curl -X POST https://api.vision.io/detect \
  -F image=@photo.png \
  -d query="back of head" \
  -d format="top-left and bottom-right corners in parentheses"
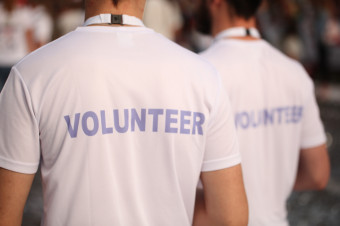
top-left (112, 0), bottom-right (119, 6)
top-left (225, 0), bottom-right (262, 20)
top-left (3, 0), bottom-right (15, 12)
top-left (85, 0), bottom-right (120, 7)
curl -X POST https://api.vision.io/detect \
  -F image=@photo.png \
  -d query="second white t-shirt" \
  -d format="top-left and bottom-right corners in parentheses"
top-left (201, 38), bottom-right (326, 226)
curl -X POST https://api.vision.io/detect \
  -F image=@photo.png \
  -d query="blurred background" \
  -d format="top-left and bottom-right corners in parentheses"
top-left (0, 0), bottom-right (339, 225)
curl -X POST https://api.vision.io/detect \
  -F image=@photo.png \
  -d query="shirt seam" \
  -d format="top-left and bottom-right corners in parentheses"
top-left (12, 67), bottom-right (40, 126)
top-left (202, 153), bottom-right (241, 165)
top-left (0, 155), bottom-right (39, 167)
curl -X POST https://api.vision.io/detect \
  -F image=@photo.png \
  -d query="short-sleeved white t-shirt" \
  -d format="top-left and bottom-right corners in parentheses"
top-left (0, 3), bottom-right (34, 66)
top-left (201, 38), bottom-right (326, 226)
top-left (0, 25), bottom-right (240, 226)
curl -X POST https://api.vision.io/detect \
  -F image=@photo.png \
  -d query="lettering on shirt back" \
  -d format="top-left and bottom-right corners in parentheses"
top-left (235, 106), bottom-right (303, 130)
top-left (64, 108), bottom-right (206, 138)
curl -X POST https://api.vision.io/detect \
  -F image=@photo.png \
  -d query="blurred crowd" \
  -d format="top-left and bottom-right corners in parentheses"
top-left (256, 0), bottom-right (340, 83)
top-left (1, 0), bottom-right (340, 88)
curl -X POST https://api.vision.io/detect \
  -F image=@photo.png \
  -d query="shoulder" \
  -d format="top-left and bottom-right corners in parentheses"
top-left (261, 41), bottom-right (316, 100)
top-left (262, 41), bottom-right (302, 68)
top-left (257, 40), bottom-right (312, 81)
top-left (143, 33), bottom-right (223, 92)
top-left (14, 31), bottom-right (76, 85)
top-left (150, 32), bottom-right (218, 73)
top-left (17, 32), bottom-right (74, 66)
top-left (200, 41), bottom-right (225, 61)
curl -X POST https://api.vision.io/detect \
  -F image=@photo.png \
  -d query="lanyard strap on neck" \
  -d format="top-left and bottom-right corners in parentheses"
top-left (215, 27), bottom-right (261, 41)
top-left (83, 14), bottom-right (145, 27)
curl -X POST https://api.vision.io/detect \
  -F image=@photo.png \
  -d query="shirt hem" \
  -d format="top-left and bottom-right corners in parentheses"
top-left (301, 134), bottom-right (327, 149)
top-left (201, 154), bottom-right (241, 172)
top-left (0, 156), bottom-right (39, 174)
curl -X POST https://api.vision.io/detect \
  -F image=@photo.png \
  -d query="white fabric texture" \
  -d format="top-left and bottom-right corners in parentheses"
top-left (0, 3), bottom-right (34, 66)
top-left (201, 38), bottom-right (326, 226)
top-left (0, 25), bottom-right (240, 226)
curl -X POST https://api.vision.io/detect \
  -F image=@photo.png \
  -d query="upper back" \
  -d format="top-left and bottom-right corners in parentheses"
top-left (10, 26), bottom-right (232, 226)
top-left (201, 39), bottom-right (310, 110)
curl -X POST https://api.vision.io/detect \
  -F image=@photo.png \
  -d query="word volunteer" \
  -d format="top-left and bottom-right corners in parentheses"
top-left (64, 108), bottom-right (206, 138)
top-left (235, 105), bottom-right (303, 129)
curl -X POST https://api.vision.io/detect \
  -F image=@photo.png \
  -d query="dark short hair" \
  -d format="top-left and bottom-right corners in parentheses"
top-left (112, 0), bottom-right (119, 6)
top-left (226, 0), bottom-right (263, 20)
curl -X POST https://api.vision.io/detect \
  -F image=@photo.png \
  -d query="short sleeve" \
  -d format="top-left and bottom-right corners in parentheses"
top-left (202, 76), bottom-right (241, 172)
top-left (0, 67), bottom-right (40, 174)
top-left (300, 75), bottom-right (326, 149)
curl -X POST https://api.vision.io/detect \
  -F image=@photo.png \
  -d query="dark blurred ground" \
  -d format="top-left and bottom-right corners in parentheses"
top-left (21, 84), bottom-right (340, 226)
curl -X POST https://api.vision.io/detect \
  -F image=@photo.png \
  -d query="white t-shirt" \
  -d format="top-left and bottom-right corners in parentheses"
top-left (201, 38), bottom-right (326, 226)
top-left (0, 25), bottom-right (240, 226)
top-left (143, 0), bottom-right (183, 41)
top-left (0, 3), bottom-right (34, 66)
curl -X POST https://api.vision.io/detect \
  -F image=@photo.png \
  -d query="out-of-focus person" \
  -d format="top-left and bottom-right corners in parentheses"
top-left (257, 0), bottom-right (290, 49)
top-left (56, 0), bottom-right (84, 36)
top-left (0, 0), bottom-right (35, 91)
top-left (143, 0), bottom-right (183, 41)
top-left (29, 0), bottom-right (53, 48)
top-left (311, 0), bottom-right (340, 82)
top-left (195, 0), bottom-right (330, 225)
top-left (321, 0), bottom-right (340, 74)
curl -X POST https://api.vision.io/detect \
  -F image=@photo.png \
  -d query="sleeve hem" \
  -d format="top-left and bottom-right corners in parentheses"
top-left (301, 134), bottom-right (327, 149)
top-left (0, 156), bottom-right (39, 174)
top-left (201, 153), bottom-right (241, 172)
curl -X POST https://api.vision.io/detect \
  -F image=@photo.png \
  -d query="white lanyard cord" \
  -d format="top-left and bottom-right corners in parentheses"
top-left (215, 27), bottom-right (261, 42)
top-left (83, 14), bottom-right (145, 27)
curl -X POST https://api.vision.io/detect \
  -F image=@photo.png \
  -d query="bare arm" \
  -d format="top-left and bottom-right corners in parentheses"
top-left (0, 168), bottom-right (35, 226)
top-left (294, 144), bottom-right (330, 191)
top-left (193, 164), bottom-right (248, 226)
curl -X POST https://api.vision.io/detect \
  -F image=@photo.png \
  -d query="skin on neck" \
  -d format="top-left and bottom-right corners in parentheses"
top-left (210, 0), bottom-right (258, 40)
top-left (85, 0), bottom-right (146, 24)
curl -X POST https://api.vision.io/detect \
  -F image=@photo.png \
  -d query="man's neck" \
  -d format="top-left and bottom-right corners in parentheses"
top-left (85, 0), bottom-right (145, 22)
top-left (212, 16), bottom-right (258, 40)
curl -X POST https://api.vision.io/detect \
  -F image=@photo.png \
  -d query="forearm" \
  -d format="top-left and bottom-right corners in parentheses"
top-left (193, 188), bottom-right (248, 226)
top-left (293, 144), bottom-right (330, 191)
top-left (294, 166), bottom-right (329, 191)
top-left (0, 168), bottom-right (34, 226)
top-left (193, 189), bottom-right (210, 226)
top-left (193, 166), bottom-right (248, 226)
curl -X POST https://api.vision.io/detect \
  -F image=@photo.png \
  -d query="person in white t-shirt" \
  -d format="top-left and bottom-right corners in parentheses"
top-left (0, 0), bottom-right (35, 90)
top-left (195, 0), bottom-right (330, 225)
top-left (29, 0), bottom-right (53, 47)
top-left (0, 0), bottom-right (248, 225)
